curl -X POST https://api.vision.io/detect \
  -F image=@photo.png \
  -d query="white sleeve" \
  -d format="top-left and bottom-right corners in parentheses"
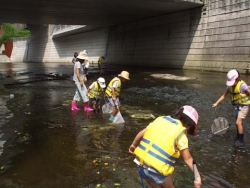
top-left (89, 83), bottom-right (95, 89)
top-left (112, 81), bottom-right (119, 88)
top-left (75, 61), bottom-right (81, 69)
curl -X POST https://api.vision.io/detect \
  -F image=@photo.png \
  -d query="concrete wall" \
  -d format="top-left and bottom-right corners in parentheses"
top-left (11, 38), bottom-right (29, 62)
top-left (106, 0), bottom-right (250, 72)
top-left (22, 25), bottom-right (108, 64)
top-left (106, 10), bottom-right (203, 69)
top-left (11, 0), bottom-right (250, 73)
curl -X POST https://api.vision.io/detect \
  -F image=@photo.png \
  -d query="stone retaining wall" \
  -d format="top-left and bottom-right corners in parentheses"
top-left (106, 0), bottom-right (250, 73)
top-left (11, 0), bottom-right (250, 73)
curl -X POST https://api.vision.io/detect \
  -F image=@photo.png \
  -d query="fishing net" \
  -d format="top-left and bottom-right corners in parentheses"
top-left (211, 117), bottom-right (229, 135)
top-left (113, 111), bottom-right (125, 124)
top-left (102, 103), bottom-right (113, 114)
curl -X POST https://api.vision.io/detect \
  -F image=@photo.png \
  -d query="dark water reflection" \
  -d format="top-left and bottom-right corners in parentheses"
top-left (1, 65), bottom-right (250, 187)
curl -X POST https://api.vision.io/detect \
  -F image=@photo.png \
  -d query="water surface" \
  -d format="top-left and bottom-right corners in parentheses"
top-left (0, 63), bottom-right (250, 188)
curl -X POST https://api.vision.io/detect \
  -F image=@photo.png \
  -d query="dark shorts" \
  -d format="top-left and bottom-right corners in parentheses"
top-left (90, 98), bottom-right (100, 104)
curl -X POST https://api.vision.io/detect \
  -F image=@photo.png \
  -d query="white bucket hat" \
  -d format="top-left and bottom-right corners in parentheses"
top-left (97, 77), bottom-right (106, 88)
top-left (118, 71), bottom-right (130, 80)
top-left (77, 51), bottom-right (89, 60)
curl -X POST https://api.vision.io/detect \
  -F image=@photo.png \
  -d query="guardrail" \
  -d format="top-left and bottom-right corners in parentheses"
top-left (53, 25), bottom-right (86, 35)
top-left (13, 37), bottom-right (30, 42)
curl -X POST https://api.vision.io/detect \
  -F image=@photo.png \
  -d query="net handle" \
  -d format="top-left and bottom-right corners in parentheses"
top-left (214, 107), bottom-right (218, 118)
top-left (193, 160), bottom-right (198, 182)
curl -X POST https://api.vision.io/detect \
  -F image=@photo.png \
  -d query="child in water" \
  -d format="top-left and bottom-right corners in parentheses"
top-left (72, 52), bottom-right (78, 64)
top-left (87, 77), bottom-right (106, 113)
top-left (71, 51), bottom-right (93, 111)
top-left (129, 105), bottom-right (202, 188)
top-left (212, 69), bottom-right (250, 145)
top-left (105, 71), bottom-right (130, 121)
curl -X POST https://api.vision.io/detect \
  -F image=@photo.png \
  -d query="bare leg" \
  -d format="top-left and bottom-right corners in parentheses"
top-left (146, 179), bottom-right (162, 188)
top-left (236, 117), bottom-right (243, 134)
top-left (92, 103), bottom-right (96, 110)
top-left (98, 102), bottom-right (101, 110)
top-left (159, 175), bottom-right (174, 188)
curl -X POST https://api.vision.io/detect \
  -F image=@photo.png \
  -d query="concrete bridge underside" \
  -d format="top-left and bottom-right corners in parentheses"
top-left (2, 0), bottom-right (250, 74)
top-left (0, 0), bottom-right (203, 26)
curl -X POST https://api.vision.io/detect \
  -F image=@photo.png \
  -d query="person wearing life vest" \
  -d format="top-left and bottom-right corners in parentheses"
top-left (98, 56), bottom-right (105, 74)
top-left (212, 69), bottom-right (250, 146)
top-left (86, 77), bottom-right (106, 113)
top-left (129, 105), bottom-right (202, 188)
top-left (105, 71), bottom-right (130, 122)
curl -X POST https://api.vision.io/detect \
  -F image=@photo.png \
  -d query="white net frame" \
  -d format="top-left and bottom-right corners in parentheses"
top-left (211, 117), bottom-right (229, 135)
top-left (102, 103), bottom-right (113, 114)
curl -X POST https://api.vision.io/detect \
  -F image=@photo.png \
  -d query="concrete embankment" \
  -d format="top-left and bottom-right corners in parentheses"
top-left (0, 55), bottom-right (11, 63)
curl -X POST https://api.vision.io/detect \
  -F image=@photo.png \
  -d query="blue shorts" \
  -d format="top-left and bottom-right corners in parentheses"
top-left (139, 166), bottom-right (168, 184)
top-left (90, 98), bottom-right (100, 104)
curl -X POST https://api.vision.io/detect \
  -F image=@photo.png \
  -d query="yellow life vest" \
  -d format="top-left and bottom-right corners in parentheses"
top-left (105, 77), bottom-right (121, 97)
top-left (228, 80), bottom-right (250, 105)
top-left (98, 57), bottom-right (104, 64)
top-left (134, 116), bottom-right (186, 176)
top-left (87, 81), bottom-right (103, 99)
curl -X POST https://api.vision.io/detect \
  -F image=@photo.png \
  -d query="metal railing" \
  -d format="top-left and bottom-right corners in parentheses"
top-left (13, 37), bottom-right (30, 42)
top-left (53, 25), bottom-right (86, 35)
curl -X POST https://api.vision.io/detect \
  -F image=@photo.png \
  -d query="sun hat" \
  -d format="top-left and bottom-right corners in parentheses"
top-left (118, 71), bottom-right (130, 80)
top-left (226, 69), bottom-right (238, 86)
top-left (182, 105), bottom-right (199, 136)
top-left (182, 105), bottom-right (199, 125)
top-left (77, 51), bottom-right (89, 60)
top-left (97, 77), bottom-right (106, 88)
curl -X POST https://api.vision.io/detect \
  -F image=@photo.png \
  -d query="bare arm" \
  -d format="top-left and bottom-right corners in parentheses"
top-left (129, 128), bottom-right (146, 154)
top-left (111, 87), bottom-right (116, 101)
top-left (111, 87), bottom-right (119, 109)
top-left (245, 87), bottom-right (250, 96)
top-left (181, 149), bottom-right (202, 188)
top-left (103, 91), bottom-right (106, 101)
top-left (86, 87), bottom-right (91, 96)
top-left (212, 90), bottom-right (229, 108)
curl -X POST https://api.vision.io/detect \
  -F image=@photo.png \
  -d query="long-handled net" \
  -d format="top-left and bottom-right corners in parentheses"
top-left (211, 108), bottom-right (229, 135)
top-left (113, 111), bottom-right (125, 124)
top-left (102, 103), bottom-right (113, 114)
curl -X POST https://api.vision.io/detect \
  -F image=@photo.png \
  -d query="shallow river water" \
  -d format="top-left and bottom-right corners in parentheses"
top-left (1, 62), bottom-right (250, 188)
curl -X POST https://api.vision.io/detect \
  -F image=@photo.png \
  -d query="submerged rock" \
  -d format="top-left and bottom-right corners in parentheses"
top-left (122, 105), bottom-right (156, 120)
top-left (130, 113), bottom-right (155, 120)
top-left (151, 73), bottom-right (195, 81)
